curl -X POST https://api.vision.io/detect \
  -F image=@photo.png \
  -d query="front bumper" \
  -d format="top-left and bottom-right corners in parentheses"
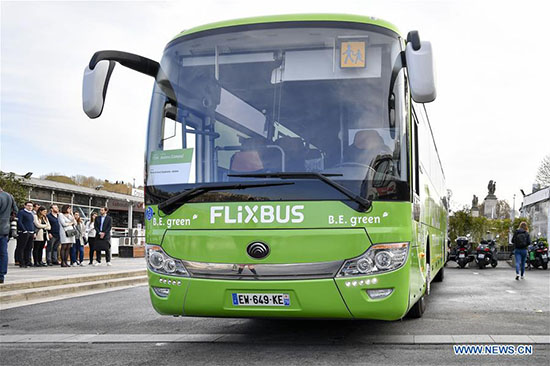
top-left (147, 263), bottom-right (410, 320)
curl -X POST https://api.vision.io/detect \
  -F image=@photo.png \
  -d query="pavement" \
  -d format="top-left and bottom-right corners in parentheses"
top-left (0, 262), bottom-right (549, 365)
top-left (1, 257), bottom-right (146, 285)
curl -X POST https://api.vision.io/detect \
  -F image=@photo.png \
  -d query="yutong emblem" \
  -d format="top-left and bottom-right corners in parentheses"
top-left (247, 242), bottom-right (270, 259)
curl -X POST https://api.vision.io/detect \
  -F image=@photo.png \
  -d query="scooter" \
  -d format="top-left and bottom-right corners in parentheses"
top-left (527, 240), bottom-right (549, 270)
top-left (455, 237), bottom-right (472, 269)
top-left (476, 240), bottom-right (498, 269)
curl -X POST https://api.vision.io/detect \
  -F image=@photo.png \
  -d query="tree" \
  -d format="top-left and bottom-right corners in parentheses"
top-left (448, 209), bottom-right (472, 242)
top-left (449, 208), bottom-right (516, 250)
top-left (470, 216), bottom-right (489, 243)
top-left (495, 200), bottom-right (511, 219)
top-left (0, 171), bottom-right (29, 207)
top-left (535, 154), bottom-right (550, 188)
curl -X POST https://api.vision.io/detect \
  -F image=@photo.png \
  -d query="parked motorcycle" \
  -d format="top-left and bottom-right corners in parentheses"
top-left (455, 237), bottom-right (472, 269)
top-left (527, 240), bottom-right (549, 270)
top-left (476, 240), bottom-right (498, 269)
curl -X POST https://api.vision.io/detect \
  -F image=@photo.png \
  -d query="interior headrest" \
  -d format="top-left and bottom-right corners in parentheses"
top-left (230, 151), bottom-right (264, 172)
top-left (353, 130), bottom-right (384, 150)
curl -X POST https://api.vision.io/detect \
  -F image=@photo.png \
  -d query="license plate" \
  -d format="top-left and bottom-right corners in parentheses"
top-left (478, 254), bottom-right (485, 258)
top-left (232, 293), bottom-right (290, 307)
top-left (459, 253), bottom-right (465, 258)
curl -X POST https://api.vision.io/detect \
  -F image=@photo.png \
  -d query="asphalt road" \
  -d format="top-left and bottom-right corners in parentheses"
top-left (1, 263), bottom-right (549, 365)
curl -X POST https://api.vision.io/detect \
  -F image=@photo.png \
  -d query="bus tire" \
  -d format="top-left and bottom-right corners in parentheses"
top-left (433, 266), bottom-right (444, 282)
top-left (407, 294), bottom-right (426, 319)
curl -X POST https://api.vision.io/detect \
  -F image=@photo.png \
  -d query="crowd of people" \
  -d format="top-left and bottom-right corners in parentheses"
top-left (0, 186), bottom-right (114, 283)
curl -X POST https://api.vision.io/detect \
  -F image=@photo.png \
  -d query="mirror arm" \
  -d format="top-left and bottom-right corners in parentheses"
top-left (89, 50), bottom-right (159, 78)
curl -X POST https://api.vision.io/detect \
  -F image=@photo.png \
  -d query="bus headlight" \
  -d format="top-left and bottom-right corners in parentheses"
top-left (146, 245), bottom-right (189, 277)
top-left (337, 242), bottom-right (409, 277)
top-left (149, 251), bottom-right (165, 270)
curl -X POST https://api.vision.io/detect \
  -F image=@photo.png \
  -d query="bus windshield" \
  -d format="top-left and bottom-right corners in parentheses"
top-left (146, 24), bottom-right (409, 205)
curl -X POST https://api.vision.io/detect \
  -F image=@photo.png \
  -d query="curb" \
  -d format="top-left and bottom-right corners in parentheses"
top-left (0, 269), bottom-right (148, 306)
top-left (0, 334), bottom-right (548, 345)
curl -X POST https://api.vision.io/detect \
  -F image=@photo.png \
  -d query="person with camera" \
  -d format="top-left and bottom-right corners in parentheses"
top-left (33, 206), bottom-right (51, 267)
top-left (58, 205), bottom-right (76, 267)
top-left (70, 211), bottom-right (86, 266)
top-left (16, 201), bottom-right (35, 268)
top-left (0, 187), bottom-right (18, 283)
top-left (46, 205), bottom-right (60, 265)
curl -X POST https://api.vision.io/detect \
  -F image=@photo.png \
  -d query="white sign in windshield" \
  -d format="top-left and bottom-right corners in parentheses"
top-left (147, 148), bottom-right (194, 186)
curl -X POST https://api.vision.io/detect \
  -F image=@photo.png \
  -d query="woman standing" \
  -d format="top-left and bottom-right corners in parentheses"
top-left (512, 221), bottom-right (531, 280)
top-left (58, 205), bottom-right (76, 267)
top-left (85, 212), bottom-right (98, 265)
top-left (33, 206), bottom-right (51, 267)
top-left (70, 211), bottom-right (86, 266)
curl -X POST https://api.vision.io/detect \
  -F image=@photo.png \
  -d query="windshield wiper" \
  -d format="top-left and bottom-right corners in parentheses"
top-left (158, 181), bottom-right (294, 215)
top-left (228, 172), bottom-right (372, 212)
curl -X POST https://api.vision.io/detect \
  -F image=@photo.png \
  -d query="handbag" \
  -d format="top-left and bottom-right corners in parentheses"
top-left (65, 225), bottom-right (77, 237)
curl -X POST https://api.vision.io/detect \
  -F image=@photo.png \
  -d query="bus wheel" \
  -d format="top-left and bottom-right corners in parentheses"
top-left (407, 294), bottom-right (426, 318)
top-left (433, 266), bottom-right (444, 282)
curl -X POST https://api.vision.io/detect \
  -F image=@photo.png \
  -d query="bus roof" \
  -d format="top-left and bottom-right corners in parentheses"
top-left (172, 14), bottom-right (401, 41)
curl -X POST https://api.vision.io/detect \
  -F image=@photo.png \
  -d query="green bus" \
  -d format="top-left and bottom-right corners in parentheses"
top-left (82, 14), bottom-right (447, 320)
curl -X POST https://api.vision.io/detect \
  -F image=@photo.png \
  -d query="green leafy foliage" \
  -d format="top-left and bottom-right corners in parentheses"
top-left (0, 171), bottom-right (28, 207)
top-left (449, 209), bottom-right (526, 250)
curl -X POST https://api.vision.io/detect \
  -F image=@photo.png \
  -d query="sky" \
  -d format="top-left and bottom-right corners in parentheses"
top-left (1, 0), bottom-right (549, 210)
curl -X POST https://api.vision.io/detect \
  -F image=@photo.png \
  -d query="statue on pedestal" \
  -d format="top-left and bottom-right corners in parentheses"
top-left (471, 194), bottom-right (480, 217)
top-left (484, 180), bottom-right (498, 218)
top-left (487, 180), bottom-right (496, 196)
top-left (472, 195), bottom-right (479, 208)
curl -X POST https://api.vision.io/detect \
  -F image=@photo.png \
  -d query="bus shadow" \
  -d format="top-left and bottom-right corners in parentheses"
top-left (227, 317), bottom-right (412, 344)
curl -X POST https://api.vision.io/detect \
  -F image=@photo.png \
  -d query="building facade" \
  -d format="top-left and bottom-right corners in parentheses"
top-left (19, 176), bottom-right (144, 231)
top-left (521, 186), bottom-right (550, 239)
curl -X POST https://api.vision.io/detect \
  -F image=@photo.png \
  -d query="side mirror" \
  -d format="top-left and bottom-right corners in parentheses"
top-left (82, 60), bottom-right (115, 118)
top-left (405, 31), bottom-right (436, 103)
top-left (82, 50), bottom-right (160, 119)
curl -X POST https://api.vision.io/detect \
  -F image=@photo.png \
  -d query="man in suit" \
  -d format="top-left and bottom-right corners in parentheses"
top-left (94, 206), bottom-right (112, 266)
top-left (16, 201), bottom-right (35, 268)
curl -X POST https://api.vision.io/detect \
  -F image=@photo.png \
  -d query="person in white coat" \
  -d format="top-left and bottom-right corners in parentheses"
top-left (33, 206), bottom-right (51, 266)
top-left (58, 205), bottom-right (76, 267)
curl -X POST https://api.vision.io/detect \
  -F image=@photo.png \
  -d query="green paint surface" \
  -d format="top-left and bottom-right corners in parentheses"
top-left (171, 14), bottom-right (401, 41)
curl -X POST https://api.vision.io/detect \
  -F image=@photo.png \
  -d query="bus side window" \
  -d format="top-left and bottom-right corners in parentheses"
top-left (412, 106), bottom-right (420, 196)
top-left (162, 116), bottom-right (183, 151)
